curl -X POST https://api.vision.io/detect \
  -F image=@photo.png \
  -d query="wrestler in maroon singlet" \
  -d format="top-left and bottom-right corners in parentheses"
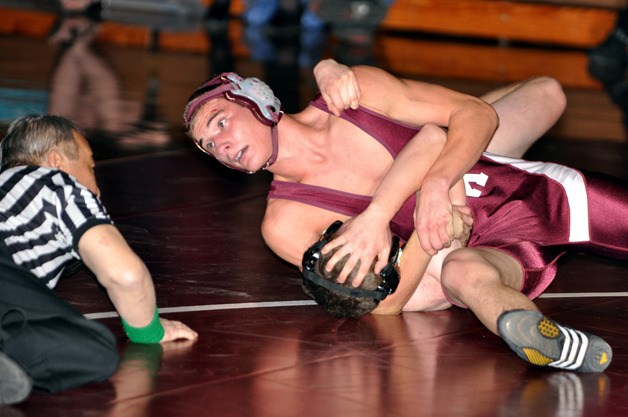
top-left (268, 95), bottom-right (628, 302)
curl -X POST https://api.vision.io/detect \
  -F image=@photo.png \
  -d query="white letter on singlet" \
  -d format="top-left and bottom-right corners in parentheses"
top-left (463, 172), bottom-right (488, 197)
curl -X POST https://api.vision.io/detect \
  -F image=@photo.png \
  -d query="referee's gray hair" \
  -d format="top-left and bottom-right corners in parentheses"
top-left (1, 114), bottom-right (80, 171)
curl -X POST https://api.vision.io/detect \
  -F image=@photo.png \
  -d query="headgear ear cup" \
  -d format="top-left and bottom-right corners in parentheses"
top-left (224, 74), bottom-right (282, 125)
top-left (302, 220), bottom-right (401, 301)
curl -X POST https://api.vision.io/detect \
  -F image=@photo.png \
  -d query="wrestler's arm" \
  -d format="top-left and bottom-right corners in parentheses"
top-left (356, 66), bottom-right (498, 177)
top-left (371, 231), bottom-right (430, 315)
top-left (358, 66), bottom-right (497, 254)
top-left (323, 66), bottom-right (491, 285)
top-left (313, 59), bottom-right (361, 116)
top-left (79, 224), bottom-right (198, 342)
top-left (444, 178), bottom-right (473, 244)
top-left (262, 199), bottom-right (343, 268)
top-left (324, 124), bottom-right (449, 286)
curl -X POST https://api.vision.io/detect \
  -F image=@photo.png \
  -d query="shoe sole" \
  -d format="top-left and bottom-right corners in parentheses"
top-left (498, 310), bottom-right (612, 373)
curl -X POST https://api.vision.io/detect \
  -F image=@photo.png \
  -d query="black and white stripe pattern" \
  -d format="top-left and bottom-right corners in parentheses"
top-left (549, 324), bottom-right (590, 370)
top-left (0, 166), bottom-right (112, 288)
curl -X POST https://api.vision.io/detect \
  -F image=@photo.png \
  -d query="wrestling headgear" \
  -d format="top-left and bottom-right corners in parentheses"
top-left (183, 72), bottom-right (282, 171)
top-left (302, 221), bottom-right (402, 301)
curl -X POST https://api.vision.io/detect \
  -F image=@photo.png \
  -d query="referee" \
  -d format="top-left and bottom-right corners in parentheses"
top-left (0, 115), bottom-right (197, 405)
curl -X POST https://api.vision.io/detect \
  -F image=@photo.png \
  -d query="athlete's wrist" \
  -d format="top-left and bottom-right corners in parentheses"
top-left (121, 308), bottom-right (165, 344)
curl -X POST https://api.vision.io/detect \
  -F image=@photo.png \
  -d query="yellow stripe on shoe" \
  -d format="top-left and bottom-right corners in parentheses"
top-left (522, 348), bottom-right (553, 366)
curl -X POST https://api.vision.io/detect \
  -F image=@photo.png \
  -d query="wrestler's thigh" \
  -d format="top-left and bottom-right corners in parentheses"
top-left (484, 77), bottom-right (565, 158)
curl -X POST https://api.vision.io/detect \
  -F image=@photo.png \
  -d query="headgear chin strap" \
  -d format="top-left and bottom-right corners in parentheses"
top-left (302, 220), bottom-right (402, 301)
top-left (183, 72), bottom-right (282, 171)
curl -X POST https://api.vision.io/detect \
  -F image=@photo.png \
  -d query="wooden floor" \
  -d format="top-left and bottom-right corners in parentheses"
top-left (0, 3), bottom-right (627, 417)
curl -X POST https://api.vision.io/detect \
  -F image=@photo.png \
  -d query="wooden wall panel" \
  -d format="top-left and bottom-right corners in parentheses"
top-left (377, 36), bottom-right (602, 88)
top-left (379, 0), bottom-right (617, 47)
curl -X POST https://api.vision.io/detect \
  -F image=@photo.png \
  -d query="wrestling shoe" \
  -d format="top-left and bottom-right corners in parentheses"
top-left (0, 351), bottom-right (32, 405)
top-left (497, 310), bottom-right (612, 373)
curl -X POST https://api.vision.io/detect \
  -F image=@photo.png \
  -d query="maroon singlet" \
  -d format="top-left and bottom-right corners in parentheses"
top-left (268, 96), bottom-right (628, 300)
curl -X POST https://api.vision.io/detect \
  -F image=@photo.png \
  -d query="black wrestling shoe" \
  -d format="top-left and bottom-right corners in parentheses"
top-left (497, 310), bottom-right (612, 373)
top-left (0, 351), bottom-right (32, 405)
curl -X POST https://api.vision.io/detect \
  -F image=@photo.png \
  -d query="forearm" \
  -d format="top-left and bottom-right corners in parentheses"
top-left (104, 262), bottom-right (157, 327)
top-left (423, 101), bottom-right (498, 191)
top-left (80, 224), bottom-right (197, 343)
top-left (78, 224), bottom-right (159, 327)
top-left (372, 233), bottom-right (431, 314)
top-left (449, 178), bottom-right (468, 206)
top-left (367, 125), bottom-right (447, 222)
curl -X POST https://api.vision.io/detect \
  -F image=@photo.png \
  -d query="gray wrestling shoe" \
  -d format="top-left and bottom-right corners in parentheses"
top-left (497, 310), bottom-right (612, 373)
top-left (0, 351), bottom-right (32, 405)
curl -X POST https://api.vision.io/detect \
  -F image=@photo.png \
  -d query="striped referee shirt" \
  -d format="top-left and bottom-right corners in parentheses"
top-left (0, 165), bottom-right (112, 288)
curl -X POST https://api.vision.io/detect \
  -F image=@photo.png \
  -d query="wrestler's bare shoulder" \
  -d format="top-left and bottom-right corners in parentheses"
top-left (262, 199), bottom-right (350, 266)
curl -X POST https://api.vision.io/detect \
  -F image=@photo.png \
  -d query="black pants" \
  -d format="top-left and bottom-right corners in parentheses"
top-left (0, 256), bottom-right (119, 393)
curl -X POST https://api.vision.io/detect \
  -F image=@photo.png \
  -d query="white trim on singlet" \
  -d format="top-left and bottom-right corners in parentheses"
top-left (467, 152), bottom-right (590, 242)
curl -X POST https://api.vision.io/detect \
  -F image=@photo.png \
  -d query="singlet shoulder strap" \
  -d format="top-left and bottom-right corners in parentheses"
top-left (268, 180), bottom-right (370, 218)
top-left (310, 95), bottom-right (420, 158)
top-left (268, 180), bottom-right (415, 241)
